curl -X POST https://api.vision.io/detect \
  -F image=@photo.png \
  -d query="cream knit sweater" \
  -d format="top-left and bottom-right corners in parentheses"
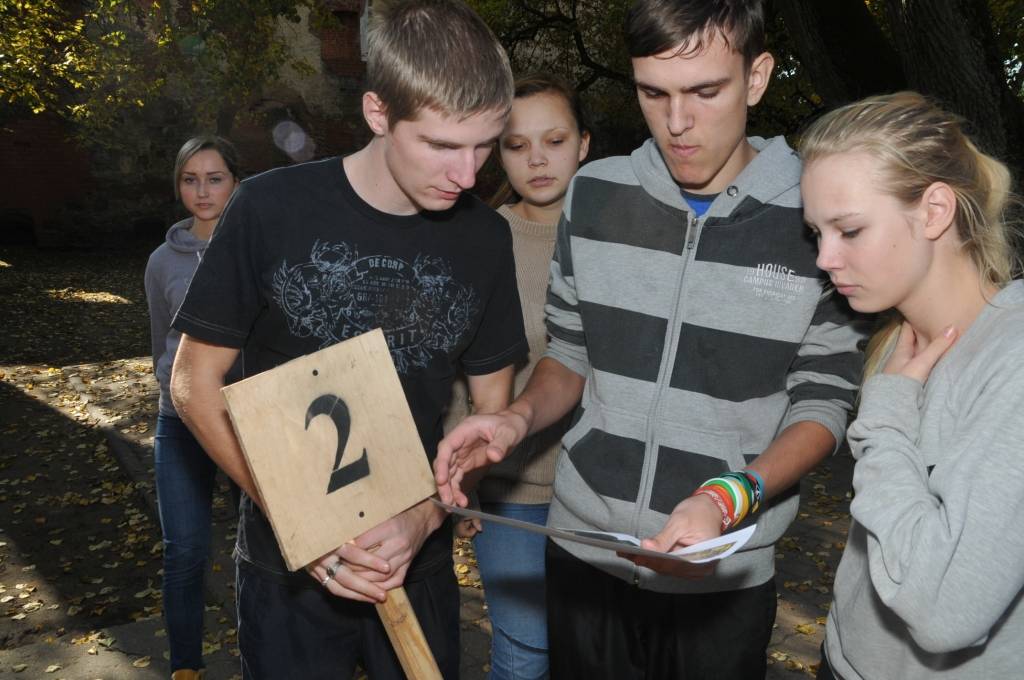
top-left (444, 204), bottom-right (570, 504)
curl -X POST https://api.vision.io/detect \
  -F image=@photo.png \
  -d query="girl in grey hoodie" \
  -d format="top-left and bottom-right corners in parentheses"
top-left (144, 136), bottom-right (239, 680)
top-left (801, 92), bottom-right (1024, 680)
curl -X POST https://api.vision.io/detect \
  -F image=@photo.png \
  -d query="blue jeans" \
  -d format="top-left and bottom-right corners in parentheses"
top-left (473, 502), bottom-right (550, 680)
top-left (154, 414), bottom-right (218, 671)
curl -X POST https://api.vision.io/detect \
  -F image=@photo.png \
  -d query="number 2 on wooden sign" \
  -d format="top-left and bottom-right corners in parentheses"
top-left (304, 394), bottom-right (371, 494)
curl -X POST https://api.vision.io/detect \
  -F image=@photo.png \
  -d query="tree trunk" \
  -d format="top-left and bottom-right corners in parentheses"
top-left (885, 0), bottom-right (1024, 172)
top-left (773, 0), bottom-right (905, 105)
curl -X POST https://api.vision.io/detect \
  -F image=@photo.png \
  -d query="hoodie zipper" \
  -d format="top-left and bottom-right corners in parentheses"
top-left (685, 213), bottom-right (698, 249)
top-left (629, 209), bottom-right (704, 587)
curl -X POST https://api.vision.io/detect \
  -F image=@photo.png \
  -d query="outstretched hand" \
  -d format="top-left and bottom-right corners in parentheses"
top-left (883, 321), bottom-right (958, 384)
top-left (433, 411), bottom-right (529, 506)
top-left (620, 494), bottom-right (722, 579)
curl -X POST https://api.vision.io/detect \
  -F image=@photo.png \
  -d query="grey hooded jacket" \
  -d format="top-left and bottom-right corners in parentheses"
top-left (544, 136), bottom-right (865, 594)
top-left (144, 219), bottom-right (209, 417)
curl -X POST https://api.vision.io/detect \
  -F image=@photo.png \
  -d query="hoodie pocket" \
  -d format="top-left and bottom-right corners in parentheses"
top-left (646, 424), bottom-right (744, 515)
top-left (557, 403), bottom-right (649, 505)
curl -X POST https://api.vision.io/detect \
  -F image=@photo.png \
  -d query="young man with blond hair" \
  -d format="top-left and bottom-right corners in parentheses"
top-left (169, 1), bottom-right (526, 677)
top-left (436, 0), bottom-right (865, 677)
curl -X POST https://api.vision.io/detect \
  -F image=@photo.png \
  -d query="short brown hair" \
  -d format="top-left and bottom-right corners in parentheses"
top-left (625, 0), bottom-right (766, 66)
top-left (367, 0), bottom-right (513, 126)
top-left (511, 72), bottom-right (588, 135)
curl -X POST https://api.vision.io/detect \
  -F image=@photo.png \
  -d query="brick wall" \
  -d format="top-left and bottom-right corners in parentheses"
top-left (0, 115), bottom-right (93, 242)
top-left (317, 3), bottom-right (367, 79)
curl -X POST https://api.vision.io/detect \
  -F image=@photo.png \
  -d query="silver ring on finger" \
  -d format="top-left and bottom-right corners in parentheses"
top-left (325, 560), bottom-right (341, 580)
top-left (320, 572), bottom-right (332, 587)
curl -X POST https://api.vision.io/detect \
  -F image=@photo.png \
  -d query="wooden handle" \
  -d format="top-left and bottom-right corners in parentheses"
top-left (375, 586), bottom-right (443, 679)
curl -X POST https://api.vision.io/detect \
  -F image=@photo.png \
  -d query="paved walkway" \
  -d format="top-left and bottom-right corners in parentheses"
top-left (1, 356), bottom-right (852, 678)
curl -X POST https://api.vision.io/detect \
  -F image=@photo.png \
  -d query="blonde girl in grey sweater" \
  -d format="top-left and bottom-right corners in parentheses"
top-left (801, 92), bottom-right (1023, 680)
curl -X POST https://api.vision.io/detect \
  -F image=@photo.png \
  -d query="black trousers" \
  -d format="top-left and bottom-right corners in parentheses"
top-left (546, 540), bottom-right (777, 680)
top-left (236, 560), bottom-right (460, 680)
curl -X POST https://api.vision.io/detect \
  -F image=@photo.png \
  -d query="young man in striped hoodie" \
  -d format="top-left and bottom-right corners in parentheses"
top-left (437, 0), bottom-right (865, 677)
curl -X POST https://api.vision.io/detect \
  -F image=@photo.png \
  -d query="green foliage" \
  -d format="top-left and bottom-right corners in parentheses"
top-left (0, 0), bottom-right (94, 115)
top-left (749, 7), bottom-right (820, 140)
top-left (1, 0), bottom-right (330, 229)
top-left (1, 0), bottom-right (324, 162)
top-left (989, 0), bottom-right (1024, 94)
top-left (471, 0), bottom-right (631, 86)
top-left (466, 0), bottom-right (639, 156)
top-left (471, 0), bottom-right (1021, 154)
top-left (467, 0), bottom-right (821, 153)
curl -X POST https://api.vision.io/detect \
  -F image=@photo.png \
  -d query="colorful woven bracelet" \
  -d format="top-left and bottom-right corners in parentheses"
top-left (696, 481), bottom-right (737, 522)
top-left (718, 474), bottom-right (751, 524)
top-left (697, 478), bottom-right (743, 529)
top-left (694, 469), bottom-right (765, 530)
top-left (693, 486), bottom-right (731, 531)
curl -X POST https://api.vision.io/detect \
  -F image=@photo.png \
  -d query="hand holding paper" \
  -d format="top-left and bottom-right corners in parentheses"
top-left (625, 492), bottom-right (730, 577)
top-left (431, 499), bottom-right (754, 564)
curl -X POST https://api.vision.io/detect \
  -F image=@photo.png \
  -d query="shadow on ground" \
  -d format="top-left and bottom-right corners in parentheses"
top-left (0, 379), bottom-right (161, 646)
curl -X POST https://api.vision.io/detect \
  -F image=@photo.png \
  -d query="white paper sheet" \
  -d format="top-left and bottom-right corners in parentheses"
top-left (432, 498), bottom-right (756, 564)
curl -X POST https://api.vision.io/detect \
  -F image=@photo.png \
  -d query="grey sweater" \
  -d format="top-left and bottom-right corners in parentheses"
top-left (144, 219), bottom-right (207, 417)
top-left (544, 136), bottom-right (865, 593)
top-left (825, 281), bottom-right (1024, 679)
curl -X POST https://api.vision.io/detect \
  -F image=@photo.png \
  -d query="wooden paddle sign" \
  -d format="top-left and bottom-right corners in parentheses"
top-left (221, 328), bottom-right (441, 679)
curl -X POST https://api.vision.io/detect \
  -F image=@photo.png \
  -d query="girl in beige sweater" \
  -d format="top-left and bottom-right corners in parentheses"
top-left (446, 73), bottom-right (589, 680)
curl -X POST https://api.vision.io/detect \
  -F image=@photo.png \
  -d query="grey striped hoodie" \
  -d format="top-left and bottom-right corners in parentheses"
top-left (544, 135), bottom-right (865, 594)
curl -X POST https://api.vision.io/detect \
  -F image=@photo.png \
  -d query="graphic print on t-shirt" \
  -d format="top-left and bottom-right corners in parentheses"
top-left (272, 240), bottom-right (479, 373)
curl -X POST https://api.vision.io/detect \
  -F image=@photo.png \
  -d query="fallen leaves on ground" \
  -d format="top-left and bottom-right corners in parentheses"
top-left (453, 538), bottom-right (482, 589)
top-left (0, 246), bottom-right (240, 673)
top-left (0, 251), bottom-right (161, 644)
top-left (766, 463), bottom-right (851, 676)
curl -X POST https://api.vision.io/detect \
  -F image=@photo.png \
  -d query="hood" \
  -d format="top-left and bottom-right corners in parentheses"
top-left (164, 217), bottom-right (208, 254)
top-left (630, 135), bottom-right (802, 215)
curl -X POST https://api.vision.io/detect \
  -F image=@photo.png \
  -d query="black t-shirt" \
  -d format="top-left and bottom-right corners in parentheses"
top-left (173, 157), bottom-right (528, 584)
